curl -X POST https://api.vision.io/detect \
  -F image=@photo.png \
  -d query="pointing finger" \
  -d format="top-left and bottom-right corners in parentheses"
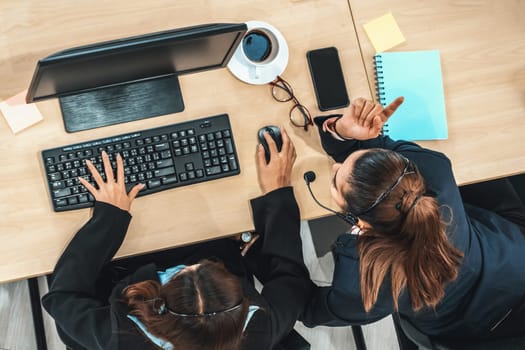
top-left (383, 96), bottom-right (404, 118)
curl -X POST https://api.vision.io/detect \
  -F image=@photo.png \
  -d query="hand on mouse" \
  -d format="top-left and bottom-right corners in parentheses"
top-left (255, 127), bottom-right (296, 194)
top-left (323, 97), bottom-right (404, 140)
top-left (79, 151), bottom-right (144, 212)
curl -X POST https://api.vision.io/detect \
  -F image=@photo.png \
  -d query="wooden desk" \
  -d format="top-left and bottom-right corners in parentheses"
top-left (348, 0), bottom-right (525, 185)
top-left (0, 0), bottom-right (370, 283)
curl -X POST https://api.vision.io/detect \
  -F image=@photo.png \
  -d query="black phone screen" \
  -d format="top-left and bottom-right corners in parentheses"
top-left (307, 47), bottom-right (349, 111)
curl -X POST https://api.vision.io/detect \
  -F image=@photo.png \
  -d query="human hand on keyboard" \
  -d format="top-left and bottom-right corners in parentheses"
top-left (256, 127), bottom-right (296, 194)
top-left (78, 151), bottom-right (145, 212)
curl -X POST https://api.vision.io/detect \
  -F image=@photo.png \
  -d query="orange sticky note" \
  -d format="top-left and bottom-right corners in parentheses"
top-left (363, 12), bottom-right (406, 53)
top-left (0, 90), bottom-right (43, 133)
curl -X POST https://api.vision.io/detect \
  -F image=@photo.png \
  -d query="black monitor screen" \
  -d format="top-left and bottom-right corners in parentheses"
top-left (26, 23), bottom-right (247, 102)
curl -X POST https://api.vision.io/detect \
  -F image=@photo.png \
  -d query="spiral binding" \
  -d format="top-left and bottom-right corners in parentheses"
top-left (373, 54), bottom-right (389, 134)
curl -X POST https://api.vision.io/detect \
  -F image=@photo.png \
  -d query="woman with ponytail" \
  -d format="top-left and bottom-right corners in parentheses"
top-left (302, 97), bottom-right (525, 339)
top-left (43, 127), bottom-right (312, 349)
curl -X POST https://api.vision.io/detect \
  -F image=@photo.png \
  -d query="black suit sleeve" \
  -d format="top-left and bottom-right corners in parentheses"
top-left (301, 234), bottom-right (393, 327)
top-left (42, 202), bottom-right (131, 349)
top-left (250, 187), bottom-right (314, 347)
top-left (314, 115), bottom-right (425, 162)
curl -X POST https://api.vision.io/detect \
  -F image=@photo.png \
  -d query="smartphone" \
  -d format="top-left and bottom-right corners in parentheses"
top-left (307, 47), bottom-right (349, 111)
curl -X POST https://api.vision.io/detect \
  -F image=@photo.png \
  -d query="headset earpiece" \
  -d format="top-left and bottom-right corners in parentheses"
top-left (345, 213), bottom-right (358, 226)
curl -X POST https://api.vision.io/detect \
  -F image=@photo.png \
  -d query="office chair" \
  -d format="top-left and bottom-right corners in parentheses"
top-left (393, 313), bottom-right (525, 350)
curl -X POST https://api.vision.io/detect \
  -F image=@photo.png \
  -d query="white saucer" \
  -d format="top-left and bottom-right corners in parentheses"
top-left (227, 21), bottom-right (289, 85)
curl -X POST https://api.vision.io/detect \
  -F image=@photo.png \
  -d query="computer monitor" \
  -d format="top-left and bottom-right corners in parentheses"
top-left (26, 23), bottom-right (247, 132)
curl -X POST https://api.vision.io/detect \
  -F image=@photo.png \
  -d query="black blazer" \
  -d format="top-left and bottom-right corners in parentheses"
top-left (301, 116), bottom-right (525, 338)
top-left (42, 187), bottom-right (313, 349)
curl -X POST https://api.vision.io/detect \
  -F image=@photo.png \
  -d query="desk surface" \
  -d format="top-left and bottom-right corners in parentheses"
top-left (0, 0), bottom-right (370, 283)
top-left (349, 0), bottom-right (525, 185)
top-left (2, 0), bottom-right (524, 284)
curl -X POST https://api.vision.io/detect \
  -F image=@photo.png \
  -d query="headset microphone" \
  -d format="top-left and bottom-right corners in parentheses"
top-left (303, 171), bottom-right (358, 226)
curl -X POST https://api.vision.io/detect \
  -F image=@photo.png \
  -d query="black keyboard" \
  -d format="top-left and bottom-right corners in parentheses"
top-left (42, 114), bottom-right (240, 212)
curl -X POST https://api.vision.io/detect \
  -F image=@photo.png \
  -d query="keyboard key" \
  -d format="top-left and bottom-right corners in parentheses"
top-left (225, 138), bottom-right (234, 154)
top-left (53, 188), bottom-right (71, 198)
top-left (206, 166), bottom-right (221, 176)
top-left (147, 179), bottom-right (161, 189)
top-left (68, 196), bottom-right (79, 205)
top-left (154, 167), bottom-right (175, 177)
top-left (49, 172), bottom-right (62, 181)
top-left (79, 194), bottom-right (89, 203)
top-left (179, 173), bottom-right (188, 181)
top-left (155, 143), bottom-right (170, 151)
top-left (156, 159), bottom-right (173, 168)
top-left (228, 155), bottom-right (238, 170)
top-left (55, 198), bottom-right (68, 207)
top-left (161, 175), bottom-right (178, 185)
top-left (51, 181), bottom-right (65, 190)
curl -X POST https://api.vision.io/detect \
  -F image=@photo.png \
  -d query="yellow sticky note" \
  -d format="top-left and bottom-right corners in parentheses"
top-left (0, 90), bottom-right (43, 134)
top-left (363, 12), bottom-right (406, 53)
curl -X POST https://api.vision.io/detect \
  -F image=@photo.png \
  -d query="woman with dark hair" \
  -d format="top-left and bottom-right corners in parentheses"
top-left (43, 128), bottom-right (312, 349)
top-left (301, 97), bottom-right (525, 338)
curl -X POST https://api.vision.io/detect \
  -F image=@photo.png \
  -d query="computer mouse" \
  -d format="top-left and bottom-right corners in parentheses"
top-left (257, 126), bottom-right (283, 164)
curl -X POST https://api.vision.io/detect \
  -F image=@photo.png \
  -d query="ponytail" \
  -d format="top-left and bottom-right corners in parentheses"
top-left (343, 149), bottom-right (463, 312)
top-left (397, 193), bottom-right (463, 311)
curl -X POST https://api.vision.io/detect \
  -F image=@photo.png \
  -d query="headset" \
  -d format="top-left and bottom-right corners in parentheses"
top-left (303, 171), bottom-right (358, 226)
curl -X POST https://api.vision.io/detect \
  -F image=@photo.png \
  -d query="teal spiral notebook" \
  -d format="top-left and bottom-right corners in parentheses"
top-left (374, 50), bottom-right (448, 140)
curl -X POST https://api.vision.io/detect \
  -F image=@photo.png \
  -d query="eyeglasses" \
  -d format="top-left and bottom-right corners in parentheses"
top-left (269, 76), bottom-right (313, 131)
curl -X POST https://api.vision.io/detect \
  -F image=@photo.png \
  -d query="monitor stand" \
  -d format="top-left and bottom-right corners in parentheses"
top-left (59, 75), bottom-right (184, 133)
